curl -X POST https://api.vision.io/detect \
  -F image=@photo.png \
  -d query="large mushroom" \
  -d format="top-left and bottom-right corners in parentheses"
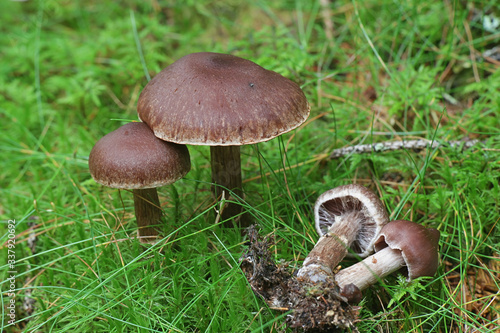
top-left (89, 122), bottom-right (191, 244)
top-left (297, 184), bottom-right (389, 283)
top-left (335, 220), bottom-right (440, 302)
top-left (137, 52), bottom-right (310, 225)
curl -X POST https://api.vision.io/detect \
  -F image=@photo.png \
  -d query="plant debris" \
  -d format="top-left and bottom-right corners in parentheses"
top-left (240, 226), bottom-right (358, 332)
top-left (444, 256), bottom-right (500, 331)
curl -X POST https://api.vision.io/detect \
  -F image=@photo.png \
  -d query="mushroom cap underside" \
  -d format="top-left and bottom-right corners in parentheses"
top-left (314, 184), bottom-right (389, 258)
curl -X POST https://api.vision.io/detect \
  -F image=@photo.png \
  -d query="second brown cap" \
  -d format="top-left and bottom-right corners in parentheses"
top-left (89, 122), bottom-right (191, 189)
top-left (374, 220), bottom-right (440, 280)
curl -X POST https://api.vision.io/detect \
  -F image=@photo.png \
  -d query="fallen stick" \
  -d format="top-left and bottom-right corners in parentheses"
top-left (329, 139), bottom-right (482, 159)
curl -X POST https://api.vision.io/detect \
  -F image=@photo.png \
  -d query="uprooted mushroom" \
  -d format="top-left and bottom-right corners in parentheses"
top-left (240, 184), bottom-right (389, 330)
top-left (241, 184), bottom-right (441, 331)
top-left (297, 184), bottom-right (389, 283)
top-left (334, 219), bottom-right (441, 302)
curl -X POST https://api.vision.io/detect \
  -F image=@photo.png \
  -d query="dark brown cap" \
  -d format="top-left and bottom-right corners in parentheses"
top-left (374, 220), bottom-right (440, 280)
top-left (137, 52), bottom-right (310, 146)
top-left (314, 184), bottom-right (389, 258)
top-left (89, 122), bottom-right (191, 189)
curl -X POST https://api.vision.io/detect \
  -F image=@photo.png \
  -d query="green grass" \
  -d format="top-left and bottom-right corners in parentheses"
top-left (1, 0), bottom-right (499, 332)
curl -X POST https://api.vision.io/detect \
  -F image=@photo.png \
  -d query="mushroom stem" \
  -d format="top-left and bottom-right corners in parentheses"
top-left (132, 188), bottom-right (163, 244)
top-left (297, 211), bottom-right (363, 283)
top-left (210, 146), bottom-right (246, 226)
top-left (335, 247), bottom-right (406, 292)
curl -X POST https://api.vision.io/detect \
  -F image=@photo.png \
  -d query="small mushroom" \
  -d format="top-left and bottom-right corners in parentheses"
top-left (89, 122), bottom-right (191, 244)
top-left (297, 184), bottom-right (389, 283)
top-left (137, 52), bottom-right (310, 225)
top-left (335, 220), bottom-right (440, 302)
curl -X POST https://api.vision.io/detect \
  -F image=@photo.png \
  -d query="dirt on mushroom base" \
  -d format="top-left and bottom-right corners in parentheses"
top-left (240, 226), bottom-right (358, 332)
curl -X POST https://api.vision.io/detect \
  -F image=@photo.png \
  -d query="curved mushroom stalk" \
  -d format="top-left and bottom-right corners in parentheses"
top-left (334, 220), bottom-right (441, 303)
top-left (297, 184), bottom-right (389, 283)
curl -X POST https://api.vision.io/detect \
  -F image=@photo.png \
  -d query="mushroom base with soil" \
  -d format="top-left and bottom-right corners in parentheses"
top-left (240, 226), bottom-right (357, 331)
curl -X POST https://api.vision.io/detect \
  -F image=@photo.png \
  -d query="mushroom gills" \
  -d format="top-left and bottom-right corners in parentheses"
top-left (317, 196), bottom-right (376, 254)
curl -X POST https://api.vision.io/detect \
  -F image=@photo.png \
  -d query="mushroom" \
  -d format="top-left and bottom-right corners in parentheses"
top-left (89, 122), bottom-right (191, 244)
top-left (297, 184), bottom-right (389, 283)
top-left (334, 220), bottom-right (440, 302)
top-left (136, 52), bottom-right (310, 225)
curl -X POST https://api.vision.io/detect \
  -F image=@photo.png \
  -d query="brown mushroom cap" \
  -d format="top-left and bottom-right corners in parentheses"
top-left (374, 220), bottom-right (440, 280)
top-left (137, 52), bottom-right (310, 146)
top-left (314, 184), bottom-right (389, 258)
top-left (89, 122), bottom-right (191, 189)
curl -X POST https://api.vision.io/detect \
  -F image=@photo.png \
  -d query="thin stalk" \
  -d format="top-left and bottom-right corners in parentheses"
top-left (297, 211), bottom-right (362, 283)
top-left (133, 188), bottom-right (163, 244)
top-left (335, 246), bottom-right (406, 292)
top-left (210, 146), bottom-right (248, 227)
